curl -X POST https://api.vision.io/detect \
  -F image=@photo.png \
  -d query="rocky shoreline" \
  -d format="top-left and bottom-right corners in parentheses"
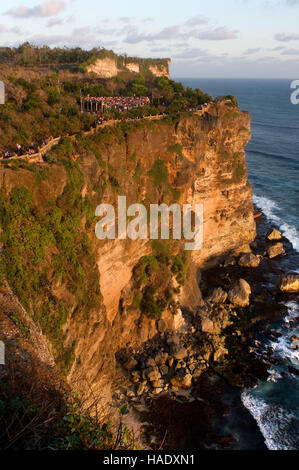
top-left (112, 210), bottom-right (299, 450)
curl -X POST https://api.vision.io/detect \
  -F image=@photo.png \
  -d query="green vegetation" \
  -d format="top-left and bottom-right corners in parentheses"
top-left (0, 155), bottom-right (101, 374)
top-left (7, 312), bottom-right (30, 338)
top-left (132, 242), bottom-right (189, 320)
top-left (0, 371), bottom-right (136, 450)
top-left (148, 159), bottom-right (169, 188)
top-left (232, 152), bottom-right (245, 182)
top-left (168, 143), bottom-right (183, 157)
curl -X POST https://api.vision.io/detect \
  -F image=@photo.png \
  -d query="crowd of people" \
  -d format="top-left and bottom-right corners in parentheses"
top-left (85, 96), bottom-right (151, 113)
top-left (1, 139), bottom-right (47, 159)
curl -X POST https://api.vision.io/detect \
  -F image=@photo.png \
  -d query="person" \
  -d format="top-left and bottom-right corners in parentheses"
top-left (4, 151), bottom-right (11, 159)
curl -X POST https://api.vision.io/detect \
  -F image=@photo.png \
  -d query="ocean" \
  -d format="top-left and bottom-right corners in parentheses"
top-left (180, 78), bottom-right (299, 450)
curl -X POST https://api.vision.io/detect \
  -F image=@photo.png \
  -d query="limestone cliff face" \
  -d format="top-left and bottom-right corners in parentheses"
top-left (87, 57), bottom-right (171, 78)
top-left (0, 101), bottom-right (255, 412)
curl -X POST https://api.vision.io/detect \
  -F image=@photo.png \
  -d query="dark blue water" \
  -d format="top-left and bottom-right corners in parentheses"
top-left (181, 79), bottom-right (299, 450)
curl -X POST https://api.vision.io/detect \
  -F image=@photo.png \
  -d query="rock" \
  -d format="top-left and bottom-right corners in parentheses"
top-left (136, 382), bottom-right (146, 396)
top-left (213, 346), bottom-right (229, 362)
top-left (223, 256), bottom-right (236, 267)
top-left (278, 273), bottom-right (299, 293)
top-left (228, 279), bottom-right (251, 307)
top-left (193, 364), bottom-right (206, 378)
top-left (200, 316), bottom-right (214, 334)
top-left (124, 358), bottom-right (138, 371)
top-left (146, 369), bottom-right (161, 382)
top-left (160, 365), bottom-right (169, 376)
top-left (146, 358), bottom-right (156, 368)
top-left (206, 287), bottom-right (228, 304)
top-left (152, 380), bottom-right (165, 389)
top-left (155, 352), bottom-right (168, 366)
top-left (172, 347), bottom-right (188, 361)
top-left (152, 388), bottom-right (163, 395)
top-left (172, 308), bottom-right (185, 331)
top-left (288, 366), bottom-right (299, 377)
top-left (267, 228), bottom-right (282, 241)
top-left (238, 253), bottom-right (261, 268)
top-left (171, 373), bottom-right (192, 389)
top-left (267, 242), bottom-right (285, 259)
top-left (131, 371), bottom-right (141, 383)
top-left (168, 357), bottom-right (174, 367)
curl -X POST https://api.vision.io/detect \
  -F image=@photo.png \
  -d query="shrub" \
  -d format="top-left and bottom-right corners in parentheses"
top-left (148, 159), bottom-right (168, 188)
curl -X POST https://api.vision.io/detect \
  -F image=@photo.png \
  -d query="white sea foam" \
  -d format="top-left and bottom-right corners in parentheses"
top-left (267, 369), bottom-right (283, 383)
top-left (269, 301), bottom-right (299, 364)
top-left (241, 392), bottom-right (299, 450)
top-left (253, 194), bottom-right (299, 252)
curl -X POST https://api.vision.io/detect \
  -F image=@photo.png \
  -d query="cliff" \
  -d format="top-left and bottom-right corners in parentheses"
top-left (86, 55), bottom-right (171, 78)
top-left (0, 101), bottom-right (255, 414)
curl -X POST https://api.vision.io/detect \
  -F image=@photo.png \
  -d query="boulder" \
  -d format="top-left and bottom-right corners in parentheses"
top-left (267, 228), bottom-right (282, 241)
top-left (228, 279), bottom-right (251, 307)
top-left (124, 358), bottom-right (138, 371)
top-left (146, 369), bottom-right (161, 382)
top-left (136, 382), bottom-right (146, 396)
top-left (267, 242), bottom-right (285, 259)
top-left (213, 346), bottom-right (229, 362)
top-left (154, 352), bottom-right (168, 366)
top-left (278, 273), bottom-right (299, 293)
top-left (192, 364), bottom-right (206, 378)
top-left (171, 373), bottom-right (192, 389)
top-left (290, 335), bottom-right (299, 343)
top-left (223, 256), bottom-right (236, 267)
top-left (200, 316), bottom-right (214, 334)
top-left (152, 379), bottom-right (165, 388)
top-left (146, 357), bottom-right (156, 368)
top-left (160, 364), bottom-right (169, 376)
top-left (238, 253), bottom-right (261, 268)
top-left (206, 287), bottom-right (228, 304)
top-left (173, 347), bottom-right (188, 361)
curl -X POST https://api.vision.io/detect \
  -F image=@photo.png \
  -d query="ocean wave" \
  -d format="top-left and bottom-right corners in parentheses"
top-left (241, 392), bottom-right (299, 450)
top-left (268, 302), bottom-right (299, 364)
top-left (253, 195), bottom-right (299, 252)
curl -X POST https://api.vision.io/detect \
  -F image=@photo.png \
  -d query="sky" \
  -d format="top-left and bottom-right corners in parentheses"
top-left (0, 0), bottom-right (299, 78)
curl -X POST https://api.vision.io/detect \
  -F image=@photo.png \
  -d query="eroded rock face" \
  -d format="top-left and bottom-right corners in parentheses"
top-left (278, 273), bottom-right (299, 293)
top-left (0, 102), bottom-right (255, 415)
top-left (228, 279), bottom-right (251, 307)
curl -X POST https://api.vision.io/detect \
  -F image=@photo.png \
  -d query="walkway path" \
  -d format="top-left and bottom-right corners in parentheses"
top-left (0, 106), bottom-right (210, 164)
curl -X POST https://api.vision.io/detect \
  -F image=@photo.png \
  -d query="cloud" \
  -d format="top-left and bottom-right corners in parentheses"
top-left (194, 27), bottom-right (238, 40)
top-left (46, 17), bottom-right (64, 27)
top-left (6, 1), bottom-right (66, 18)
top-left (124, 25), bottom-right (181, 44)
top-left (185, 15), bottom-right (208, 27)
top-left (243, 47), bottom-right (261, 55)
top-left (281, 48), bottom-right (299, 54)
top-left (284, 0), bottom-right (299, 5)
top-left (173, 47), bottom-right (208, 59)
top-left (275, 32), bottom-right (299, 42)
top-left (118, 17), bottom-right (131, 23)
top-left (27, 26), bottom-right (98, 47)
top-left (0, 24), bottom-right (23, 34)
